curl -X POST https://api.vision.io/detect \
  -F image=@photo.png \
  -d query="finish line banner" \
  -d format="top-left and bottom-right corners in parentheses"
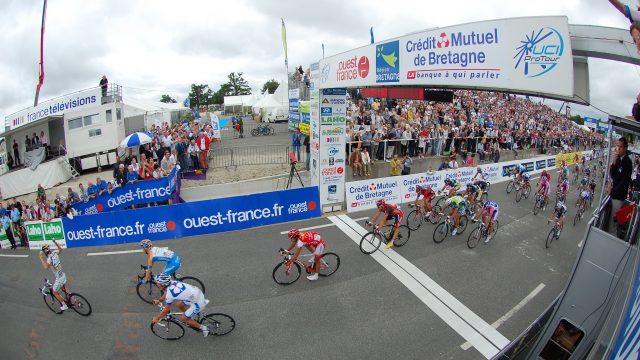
top-left (62, 186), bottom-right (321, 248)
top-left (73, 168), bottom-right (178, 215)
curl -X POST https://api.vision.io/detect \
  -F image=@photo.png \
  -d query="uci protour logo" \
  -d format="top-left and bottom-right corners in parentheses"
top-left (514, 27), bottom-right (564, 78)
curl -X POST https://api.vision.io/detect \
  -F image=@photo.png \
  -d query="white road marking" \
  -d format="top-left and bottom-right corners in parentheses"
top-left (330, 214), bottom-right (508, 359)
top-left (279, 217), bottom-right (368, 234)
top-left (460, 283), bottom-right (546, 350)
top-left (0, 254), bottom-right (29, 258)
top-left (86, 249), bottom-right (140, 256)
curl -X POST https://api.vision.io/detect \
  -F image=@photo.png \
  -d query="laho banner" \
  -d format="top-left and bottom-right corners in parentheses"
top-left (318, 16), bottom-right (573, 98)
top-left (63, 186), bottom-right (321, 248)
top-left (72, 168), bottom-right (178, 215)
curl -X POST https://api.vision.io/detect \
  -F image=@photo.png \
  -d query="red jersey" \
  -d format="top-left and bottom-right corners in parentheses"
top-left (296, 231), bottom-right (325, 248)
top-left (382, 203), bottom-right (403, 217)
top-left (419, 187), bottom-right (435, 200)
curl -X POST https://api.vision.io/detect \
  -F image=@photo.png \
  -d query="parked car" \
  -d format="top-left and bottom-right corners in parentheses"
top-left (264, 108), bottom-right (288, 123)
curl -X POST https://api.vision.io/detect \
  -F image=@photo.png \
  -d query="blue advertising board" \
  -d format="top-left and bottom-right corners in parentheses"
top-left (63, 187), bottom-right (321, 248)
top-left (72, 168), bottom-right (178, 215)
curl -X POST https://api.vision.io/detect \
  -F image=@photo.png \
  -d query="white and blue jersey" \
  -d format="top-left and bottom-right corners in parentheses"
top-left (150, 247), bottom-right (182, 276)
top-left (516, 165), bottom-right (527, 173)
top-left (165, 281), bottom-right (207, 319)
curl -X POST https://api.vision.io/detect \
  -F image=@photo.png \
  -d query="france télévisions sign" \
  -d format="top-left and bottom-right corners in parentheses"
top-left (317, 16), bottom-right (573, 97)
top-left (5, 87), bottom-right (102, 131)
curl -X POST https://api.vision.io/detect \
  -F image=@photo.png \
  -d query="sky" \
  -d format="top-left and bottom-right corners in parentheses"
top-left (0, 0), bottom-right (638, 122)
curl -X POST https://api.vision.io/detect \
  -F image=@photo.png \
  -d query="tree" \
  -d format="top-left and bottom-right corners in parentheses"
top-left (261, 79), bottom-right (280, 94)
top-left (569, 115), bottom-right (584, 125)
top-left (187, 83), bottom-right (214, 108)
top-left (160, 94), bottom-right (177, 103)
top-left (220, 72), bottom-right (252, 96)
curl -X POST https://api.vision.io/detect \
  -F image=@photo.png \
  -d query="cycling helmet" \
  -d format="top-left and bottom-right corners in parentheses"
top-left (140, 239), bottom-right (152, 249)
top-left (415, 185), bottom-right (423, 193)
top-left (444, 179), bottom-right (452, 186)
top-left (287, 228), bottom-right (300, 239)
top-left (155, 273), bottom-right (172, 286)
top-left (376, 199), bottom-right (386, 208)
top-left (41, 244), bottom-right (50, 253)
top-left (556, 200), bottom-right (565, 209)
top-left (580, 178), bottom-right (588, 186)
top-left (522, 173), bottom-right (531, 180)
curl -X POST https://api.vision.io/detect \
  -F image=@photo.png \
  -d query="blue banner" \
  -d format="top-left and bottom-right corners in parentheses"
top-left (63, 187), bottom-right (321, 248)
top-left (72, 168), bottom-right (178, 215)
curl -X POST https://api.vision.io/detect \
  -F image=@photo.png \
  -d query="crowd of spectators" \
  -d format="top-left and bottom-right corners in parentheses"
top-left (344, 90), bottom-right (606, 177)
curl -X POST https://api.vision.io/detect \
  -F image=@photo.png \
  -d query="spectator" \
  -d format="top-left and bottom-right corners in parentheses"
top-left (197, 131), bottom-right (211, 170)
top-left (188, 139), bottom-right (200, 171)
top-left (99, 75), bottom-right (108, 97)
top-left (37, 184), bottom-right (46, 201)
top-left (131, 157), bottom-right (140, 174)
top-left (291, 128), bottom-right (302, 161)
top-left (303, 134), bottom-right (310, 170)
top-left (124, 148), bottom-right (137, 167)
top-left (87, 181), bottom-right (98, 199)
top-left (633, 93), bottom-right (640, 122)
top-left (390, 154), bottom-right (402, 176)
top-left (609, 137), bottom-right (633, 233)
top-left (96, 177), bottom-right (108, 196)
top-left (448, 154), bottom-right (459, 169)
top-left (42, 201), bottom-right (54, 222)
top-left (113, 155), bottom-right (125, 178)
top-left (402, 154), bottom-right (413, 175)
top-left (13, 139), bottom-right (20, 166)
top-left (10, 205), bottom-right (25, 247)
top-left (115, 163), bottom-right (127, 187)
top-left (349, 148), bottom-right (363, 176)
top-left (153, 164), bottom-right (163, 179)
top-left (78, 183), bottom-right (88, 201)
top-left (0, 202), bottom-right (6, 219)
top-left (466, 153), bottom-right (476, 167)
top-left (161, 150), bottom-right (174, 175)
top-left (106, 182), bottom-right (115, 195)
top-left (25, 134), bottom-right (31, 152)
top-left (1, 212), bottom-right (16, 249)
top-left (361, 147), bottom-right (371, 176)
top-left (40, 130), bottom-right (48, 154)
top-left (67, 187), bottom-right (80, 204)
top-left (127, 165), bottom-right (139, 184)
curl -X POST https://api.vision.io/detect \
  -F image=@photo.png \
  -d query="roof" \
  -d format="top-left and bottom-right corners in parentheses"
top-left (253, 95), bottom-right (284, 109)
top-left (123, 98), bottom-right (189, 112)
top-left (224, 95), bottom-right (259, 107)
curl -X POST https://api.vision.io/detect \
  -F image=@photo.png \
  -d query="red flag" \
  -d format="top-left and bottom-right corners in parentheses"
top-left (34, 0), bottom-right (47, 106)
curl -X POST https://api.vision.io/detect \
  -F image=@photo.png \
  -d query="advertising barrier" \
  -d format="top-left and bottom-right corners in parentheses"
top-left (24, 219), bottom-right (67, 249)
top-left (346, 155), bottom-right (553, 212)
top-left (63, 187), bottom-right (321, 248)
top-left (72, 168), bottom-right (178, 215)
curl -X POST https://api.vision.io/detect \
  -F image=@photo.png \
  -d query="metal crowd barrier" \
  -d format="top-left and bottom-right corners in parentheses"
top-left (209, 144), bottom-right (291, 169)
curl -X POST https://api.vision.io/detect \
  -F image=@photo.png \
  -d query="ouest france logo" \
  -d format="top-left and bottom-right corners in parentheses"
top-left (514, 27), bottom-right (564, 78)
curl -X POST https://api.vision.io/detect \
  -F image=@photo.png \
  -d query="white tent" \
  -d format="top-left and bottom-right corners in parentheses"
top-left (271, 83), bottom-right (288, 108)
top-left (253, 95), bottom-right (284, 112)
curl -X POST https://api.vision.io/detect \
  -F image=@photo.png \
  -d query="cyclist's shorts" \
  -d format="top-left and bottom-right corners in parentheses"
top-left (184, 295), bottom-right (207, 319)
top-left (313, 243), bottom-right (325, 259)
top-left (554, 211), bottom-right (564, 220)
top-left (487, 207), bottom-right (499, 221)
top-left (162, 256), bottom-right (182, 276)
top-left (457, 203), bottom-right (467, 216)
top-left (389, 212), bottom-right (403, 227)
top-left (53, 272), bottom-right (67, 292)
top-left (541, 183), bottom-right (550, 197)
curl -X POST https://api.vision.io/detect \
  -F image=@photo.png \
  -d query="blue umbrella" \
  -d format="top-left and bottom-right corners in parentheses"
top-left (120, 132), bottom-right (153, 148)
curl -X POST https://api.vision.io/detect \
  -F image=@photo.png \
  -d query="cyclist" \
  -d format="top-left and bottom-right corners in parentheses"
top-left (443, 195), bottom-right (467, 236)
top-left (370, 199), bottom-right (404, 249)
top-left (412, 185), bottom-right (436, 215)
top-left (583, 166), bottom-right (592, 180)
top-left (589, 178), bottom-right (597, 198)
top-left (472, 168), bottom-right (490, 193)
top-left (576, 189), bottom-right (591, 211)
top-left (152, 274), bottom-right (210, 337)
top-left (140, 239), bottom-right (182, 283)
top-left (572, 163), bottom-right (581, 183)
top-left (283, 228), bottom-right (326, 281)
top-left (521, 172), bottom-right (532, 193)
top-left (559, 161), bottom-right (569, 182)
top-left (557, 177), bottom-right (569, 200)
top-left (464, 182), bottom-right (482, 218)
top-left (548, 200), bottom-right (567, 230)
top-left (537, 171), bottom-right (551, 209)
top-left (579, 177), bottom-right (589, 194)
top-left (541, 169), bottom-right (552, 183)
top-left (511, 164), bottom-right (527, 183)
top-left (440, 178), bottom-right (460, 198)
top-left (478, 200), bottom-right (499, 243)
top-left (39, 241), bottom-right (68, 311)
top-left (472, 167), bottom-right (488, 182)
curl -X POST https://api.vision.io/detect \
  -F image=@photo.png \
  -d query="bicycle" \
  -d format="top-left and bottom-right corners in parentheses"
top-left (533, 192), bottom-right (548, 215)
top-left (405, 203), bottom-right (442, 231)
top-left (515, 181), bottom-right (531, 203)
top-left (136, 265), bottom-right (206, 304)
top-left (573, 201), bottom-right (586, 226)
top-left (359, 222), bottom-right (411, 254)
top-left (40, 278), bottom-right (92, 316)
top-left (251, 123), bottom-right (274, 136)
top-left (272, 250), bottom-right (340, 285)
top-left (151, 304), bottom-right (235, 340)
top-left (467, 220), bottom-right (500, 249)
top-left (545, 220), bottom-right (563, 248)
top-left (433, 214), bottom-right (468, 244)
top-left (505, 174), bottom-right (520, 194)
top-left (554, 191), bottom-right (566, 205)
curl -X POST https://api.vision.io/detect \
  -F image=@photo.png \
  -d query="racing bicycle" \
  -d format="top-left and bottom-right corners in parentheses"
top-left (272, 250), bottom-right (340, 285)
top-left (405, 203), bottom-right (442, 231)
top-left (433, 214), bottom-right (468, 244)
top-left (533, 193), bottom-right (548, 215)
top-left (505, 174), bottom-right (521, 194)
top-left (546, 220), bottom-right (564, 248)
top-left (573, 201), bottom-right (587, 226)
top-left (40, 278), bottom-right (92, 316)
top-left (360, 223), bottom-right (411, 254)
top-left (467, 220), bottom-right (500, 249)
top-left (136, 265), bottom-right (206, 304)
top-left (151, 303), bottom-right (235, 340)
top-left (515, 180), bottom-right (532, 203)
top-left (250, 123), bottom-right (274, 136)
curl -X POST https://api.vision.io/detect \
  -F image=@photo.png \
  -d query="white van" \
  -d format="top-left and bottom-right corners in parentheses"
top-left (264, 107), bottom-right (288, 123)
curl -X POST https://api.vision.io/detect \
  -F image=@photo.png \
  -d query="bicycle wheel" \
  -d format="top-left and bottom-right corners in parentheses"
top-left (151, 318), bottom-right (185, 340)
top-left (201, 313), bottom-right (236, 336)
top-left (267, 126), bottom-right (275, 135)
top-left (433, 222), bottom-right (449, 243)
top-left (136, 281), bottom-right (162, 304)
top-left (467, 227), bottom-right (482, 249)
top-left (251, 128), bottom-right (258, 137)
top-left (515, 188), bottom-right (523, 202)
top-left (506, 180), bottom-right (515, 194)
top-left (523, 185), bottom-right (531, 199)
top-left (533, 197), bottom-right (541, 215)
top-left (457, 215), bottom-right (469, 234)
top-left (68, 293), bottom-right (92, 316)
top-left (393, 225), bottom-right (411, 247)
top-left (359, 231), bottom-right (382, 254)
top-left (545, 228), bottom-right (556, 248)
top-left (318, 252), bottom-right (340, 277)
top-left (405, 209), bottom-right (423, 231)
top-left (435, 197), bottom-right (445, 208)
top-left (177, 276), bottom-right (206, 294)
top-left (428, 205), bottom-right (443, 224)
top-left (272, 262), bottom-right (301, 285)
top-left (573, 212), bottom-right (580, 226)
top-left (43, 292), bottom-right (63, 314)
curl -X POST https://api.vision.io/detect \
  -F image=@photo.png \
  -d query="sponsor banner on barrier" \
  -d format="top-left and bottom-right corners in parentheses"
top-left (0, 228), bottom-right (10, 249)
top-left (318, 89), bottom-right (347, 206)
top-left (556, 151), bottom-right (582, 167)
top-left (63, 187), bottom-right (321, 248)
top-left (346, 155), bottom-right (554, 212)
top-left (24, 219), bottom-right (67, 249)
top-left (73, 168), bottom-right (178, 215)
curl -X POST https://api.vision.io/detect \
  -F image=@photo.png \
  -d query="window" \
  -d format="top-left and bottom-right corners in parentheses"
top-left (89, 128), bottom-right (102, 137)
top-left (539, 319), bottom-right (585, 360)
top-left (83, 113), bottom-right (99, 127)
top-left (106, 109), bottom-right (113, 123)
top-left (116, 108), bottom-right (122, 120)
top-left (69, 117), bottom-right (83, 130)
